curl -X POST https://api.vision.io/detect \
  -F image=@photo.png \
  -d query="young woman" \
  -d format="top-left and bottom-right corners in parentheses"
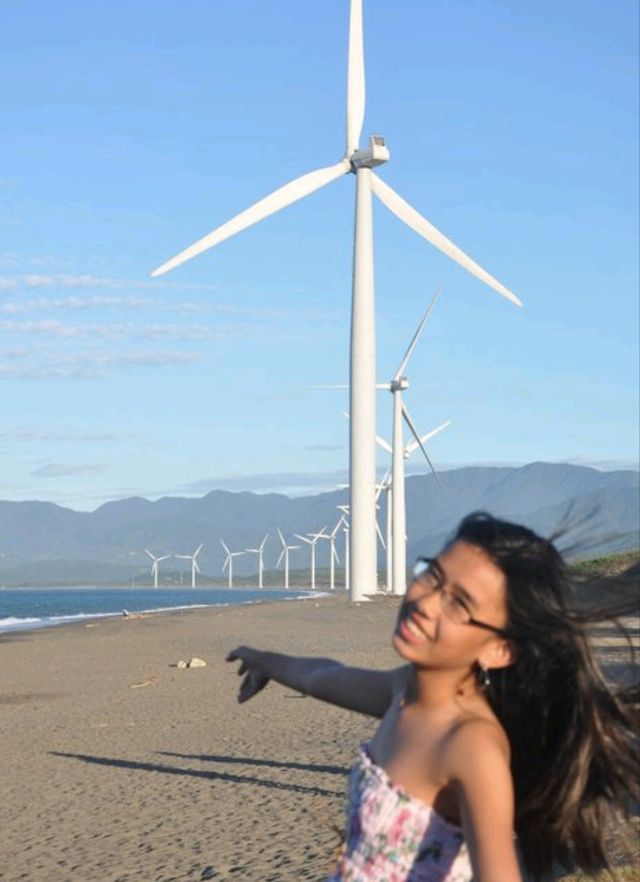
top-left (227, 512), bottom-right (638, 881)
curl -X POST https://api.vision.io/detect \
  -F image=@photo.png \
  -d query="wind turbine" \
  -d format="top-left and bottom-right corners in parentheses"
top-left (376, 287), bottom-right (450, 595)
top-left (220, 540), bottom-right (245, 589)
top-left (323, 518), bottom-right (346, 591)
top-left (150, 0), bottom-right (521, 603)
top-left (276, 529), bottom-right (300, 590)
top-left (175, 543), bottom-right (203, 588)
top-left (246, 535), bottom-right (268, 589)
top-left (337, 506), bottom-right (351, 594)
top-left (144, 549), bottom-right (171, 589)
top-left (376, 419), bottom-right (451, 595)
top-left (294, 529), bottom-right (328, 592)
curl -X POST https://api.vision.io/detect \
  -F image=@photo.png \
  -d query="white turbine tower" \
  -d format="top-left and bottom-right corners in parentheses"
top-left (220, 540), bottom-right (245, 589)
top-left (144, 549), bottom-right (171, 589)
top-left (246, 535), bottom-right (268, 589)
top-left (324, 518), bottom-right (345, 592)
top-left (337, 507), bottom-right (351, 594)
top-left (276, 529), bottom-right (300, 590)
top-left (294, 529), bottom-right (328, 592)
top-left (151, 0), bottom-right (521, 602)
top-left (176, 543), bottom-right (203, 588)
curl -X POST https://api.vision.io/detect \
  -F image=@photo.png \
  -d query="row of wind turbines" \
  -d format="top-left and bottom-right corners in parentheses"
top-left (149, 0), bottom-right (522, 601)
top-left (143, 522), bottom-right (342, 592)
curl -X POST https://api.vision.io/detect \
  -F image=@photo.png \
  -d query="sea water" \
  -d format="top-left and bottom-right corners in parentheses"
top-left (0, 587), bottom-right (320, 635)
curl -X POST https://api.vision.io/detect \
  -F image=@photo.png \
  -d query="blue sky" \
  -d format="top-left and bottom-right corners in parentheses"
top-left (1, 0), bottom-right (638, 511)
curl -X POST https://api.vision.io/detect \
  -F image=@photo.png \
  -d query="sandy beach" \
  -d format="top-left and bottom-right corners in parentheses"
top-left (1, 594), bottom-right (637, 882)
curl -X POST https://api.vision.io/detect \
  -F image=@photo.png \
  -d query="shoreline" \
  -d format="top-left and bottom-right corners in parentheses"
top-left (0, 586), bottom-right (330, 637)
top-left (0, 594), bottom-right (636, 881)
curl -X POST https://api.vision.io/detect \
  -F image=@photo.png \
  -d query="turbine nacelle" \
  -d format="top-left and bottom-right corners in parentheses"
top-left (350, 134), bottom-right (390, 170)
top-left (390, 376), bottom-right (409, 393)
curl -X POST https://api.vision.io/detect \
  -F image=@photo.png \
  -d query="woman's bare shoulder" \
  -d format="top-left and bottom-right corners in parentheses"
top-left (442, 713), bottom-right (511, 780)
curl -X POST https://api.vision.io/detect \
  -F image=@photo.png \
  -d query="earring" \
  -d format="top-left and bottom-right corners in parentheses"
top-left (477, 663), bottom-right (491, 690)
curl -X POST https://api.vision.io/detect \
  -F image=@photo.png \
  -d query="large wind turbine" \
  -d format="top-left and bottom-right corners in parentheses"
top-left (144, 549), bottom-right (171, 589)
top-left (175, 543), bottom-right (203, 588)
top-left (151, 0), bottom-right (521, 602)
top-left (220, 540), bottom-right (245, 589)
top-left (276, 529), bottom-right (300, 590)
top-left (246, 535), bottom-right (268, 589)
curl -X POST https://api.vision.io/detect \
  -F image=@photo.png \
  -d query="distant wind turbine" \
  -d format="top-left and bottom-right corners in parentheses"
top-left (150, 0), bottom-right (521, 603)
top-left (175, 543), bottom-right (203, 588)
top-left (220, 540), bottom-right (245, 589)
top-left (246, 535), bottom-right (268, 589)
top-left (294, 529), bottom-right (328, 592)
top-left (144, 549), bottom-right (171, 589)
top-left (276, 529), bottom-right (300, 590)
top-left (323, 518), bottom-right (346, 592)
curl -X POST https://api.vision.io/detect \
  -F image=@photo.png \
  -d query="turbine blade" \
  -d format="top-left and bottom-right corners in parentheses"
top-left (371, 174), bottom-right (522, 307)
top-left (276, 549), bottom-right (285, 568)
top-left (405, 420), bottom-right (451, 456)
top-left (346, 0), bottom-right (365, 156)
top-left (277, 528), bottom-right (286, 548)
top-left (375, 518), bottom-right (386, 549)
top-left (401, 402), bottom-right (442, 490)
top-left (220, 540), bottom-right (230, 554)
top-left (222, 558), bottom-right (229, 573)
top-left (393, 286), bottom-right (442, 381)
top-left (144, 549), bottom-right (155, 560)
top-left (194, 560), bottom-right (201, 573)
top-left (194, 543), bottom-right (204, 557)
top-left (375, 467), bottom-right (391, 502)
top-left (375, 433), bottom-right (392, 454)
top-left (151, 160), bottom-right (350, 277)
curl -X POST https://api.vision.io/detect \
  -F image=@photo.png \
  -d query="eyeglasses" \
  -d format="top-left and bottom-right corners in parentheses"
top-left (411, 558), bottom-right (510, 637)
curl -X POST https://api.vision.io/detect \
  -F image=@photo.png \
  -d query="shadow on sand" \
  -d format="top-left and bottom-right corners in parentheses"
top-left (156, 751), bottom-right (349, 776)
top-left (50, 751), bottom-right (347, 798)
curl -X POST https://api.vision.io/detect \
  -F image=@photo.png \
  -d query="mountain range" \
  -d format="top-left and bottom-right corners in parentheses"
top-left (0, 462), bottom-right (637, 586)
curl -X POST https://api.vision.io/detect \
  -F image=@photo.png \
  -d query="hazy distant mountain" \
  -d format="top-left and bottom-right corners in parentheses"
top-left (0, 462), bottom-right (637, 586)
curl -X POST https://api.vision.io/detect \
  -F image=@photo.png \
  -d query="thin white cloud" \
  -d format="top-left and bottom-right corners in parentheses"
top-left (0, 296), bottom-right (154, 314)
top-left (0, 426), bottom-right (141, 443)
top-left (0, 350), bottom-right (201, 379)
top-left (0, 318), bottom-right (250, 342)
top-left (31, 462), bottom-right (108, 478)
top-left (0, 272), bottom-right (221, 292)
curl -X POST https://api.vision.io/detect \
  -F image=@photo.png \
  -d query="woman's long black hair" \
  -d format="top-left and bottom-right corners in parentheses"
top-left (451, 512), bottom-right (638, 879)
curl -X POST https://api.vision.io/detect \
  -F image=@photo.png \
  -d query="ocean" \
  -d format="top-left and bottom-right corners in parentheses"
top-left (0, 586), bottom-right (320, 635)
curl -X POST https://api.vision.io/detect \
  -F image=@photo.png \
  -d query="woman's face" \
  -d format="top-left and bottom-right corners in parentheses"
top-left (392, 540), bottom-right (509, 672)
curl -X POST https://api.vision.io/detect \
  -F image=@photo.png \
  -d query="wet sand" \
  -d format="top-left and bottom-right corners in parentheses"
top-left (0, 594), bottom-right (636, 882)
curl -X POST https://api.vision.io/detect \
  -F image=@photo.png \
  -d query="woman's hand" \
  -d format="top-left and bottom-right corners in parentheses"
top-left (226, 646), bottom-right (270, 703)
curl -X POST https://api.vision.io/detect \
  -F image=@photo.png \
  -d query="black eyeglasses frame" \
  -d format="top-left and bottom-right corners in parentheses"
top-left (412, 557), bottom-right (511, 639)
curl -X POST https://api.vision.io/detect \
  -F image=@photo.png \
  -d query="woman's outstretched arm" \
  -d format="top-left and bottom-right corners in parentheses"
top-left (226, 646), bottom-right (406, 718)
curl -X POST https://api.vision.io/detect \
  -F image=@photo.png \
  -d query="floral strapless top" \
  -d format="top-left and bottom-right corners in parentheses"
top-left (327, 744), bottom-right (472, 882)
